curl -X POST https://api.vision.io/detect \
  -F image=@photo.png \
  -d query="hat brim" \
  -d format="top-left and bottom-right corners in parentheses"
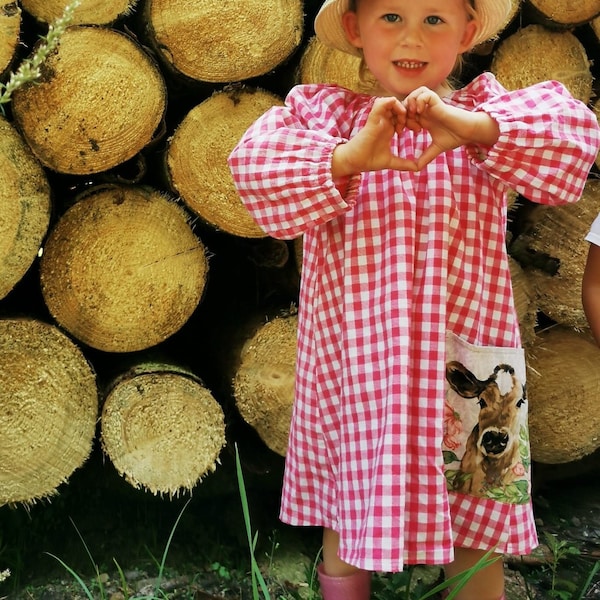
top-left (314, 0), bottom-right (514, 56)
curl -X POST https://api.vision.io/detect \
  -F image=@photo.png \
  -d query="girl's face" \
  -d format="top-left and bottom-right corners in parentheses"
top-left (342, 0), bottom-right (478, 99)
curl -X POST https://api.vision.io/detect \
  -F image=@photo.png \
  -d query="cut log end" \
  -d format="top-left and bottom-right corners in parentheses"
top-left (491, 24), bottom-right (593, 103)
top-left (0, 318), bottom-right (97, 506)
top-left (0, 2), bottom-right (21, 77)
top-left (510, 180), bottom-right (600, 329)
top-left (167, 86), bottom-right (283, 238)
top-left (526, 0), bottom-right (600, 27)
top-left (146, 0), bottom-right (303, 83)
top-left (0, 117), bottom-right (51, 300)
top-left (298, 36), bottom-right (365, 92)
top-left (527, 326), bottom-right (600, 464)
top-left (101, 368), bottom-right (226, 497)
top-left (40, 186), bottom-right (208, 352)
top-left (12, 26), bottom-right (166, 175)
top-left (233, 314), bottom-right (297, 457)
top-left (20, 0), bottom-right (137, 25)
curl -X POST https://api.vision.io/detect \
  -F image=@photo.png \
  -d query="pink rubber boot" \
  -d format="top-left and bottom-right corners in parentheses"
top-left (317, 564), bottom-right (371, 600)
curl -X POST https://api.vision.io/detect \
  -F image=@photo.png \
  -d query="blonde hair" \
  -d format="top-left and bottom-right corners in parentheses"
top-left (349, 0), bottom-right (480, 92)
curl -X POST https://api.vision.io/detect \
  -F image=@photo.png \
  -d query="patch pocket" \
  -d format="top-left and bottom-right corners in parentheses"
top-left (442, 332), bottom-right (531, 504)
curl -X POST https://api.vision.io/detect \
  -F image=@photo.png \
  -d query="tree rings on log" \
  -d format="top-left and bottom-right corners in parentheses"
top-left (101, 365), bottom-right (226, 496)
top-left (167, 86), bottom-right (283, 238)
top-left (525, 0), bottom-right (600, 28)
top-left (0, 117), bottom-right (51, 300)
top-left (510, 180), bottom-right (600, 329)
top-left (490, 24), bottom-right (593, 103)
top-left (0, 2), bottom-right (20, 77)
top-left (0, 318), bottom-right (97, 506)
top-left (233, 314), bottom-right (297, 457)
top-left (11, 25), bottom-right (166, 175)
top-left (527, 326), bottom-right (600, 464)
top-left (145, 0), bottom-right (303, 83)
top-left (20, 0), bottom-right (137, 25)
top-left (298, 37), bottom-right (364, 92)
top-left (40, 185), bottom-right (208, 352)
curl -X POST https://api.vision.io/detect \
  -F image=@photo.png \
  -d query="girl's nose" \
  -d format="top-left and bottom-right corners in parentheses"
top-left (399, 24), bottom-right (422, 45)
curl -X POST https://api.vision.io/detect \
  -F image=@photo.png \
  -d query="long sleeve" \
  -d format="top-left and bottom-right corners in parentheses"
top-left (459, 73), bottom-right (600, 206)
top-left (228, 85), bottom-right (366, 239)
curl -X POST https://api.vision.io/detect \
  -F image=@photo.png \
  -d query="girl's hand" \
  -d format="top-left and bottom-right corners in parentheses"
top-left (403, 87), bottom-right (500, 170)
top-left (332, 96), bottom-right (418, 178)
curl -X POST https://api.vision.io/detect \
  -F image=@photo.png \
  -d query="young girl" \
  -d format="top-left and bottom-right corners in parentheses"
top-left (583, 213), bottom-right (600, 343)
top-left (228, 0), bottom-right (600, 598)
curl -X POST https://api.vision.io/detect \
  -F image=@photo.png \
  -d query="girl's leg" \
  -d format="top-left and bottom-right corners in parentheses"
top-left (318, 528), bottom-right (371, 599)
top-left (322, 528), bottom-right (361, 576)
top-left (444, 547), bottom-right (505, 600)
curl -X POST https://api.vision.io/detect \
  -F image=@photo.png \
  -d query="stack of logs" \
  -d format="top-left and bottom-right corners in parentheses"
top-left (0, 0), bottom-right (599, 505)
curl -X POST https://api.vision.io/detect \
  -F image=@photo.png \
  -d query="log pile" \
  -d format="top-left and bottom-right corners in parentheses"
top-left (0, 0), bottom-right (599, 505)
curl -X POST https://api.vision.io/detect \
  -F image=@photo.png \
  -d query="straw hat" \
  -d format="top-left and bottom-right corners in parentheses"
top-left (314, 0), bottom-right (513, 56)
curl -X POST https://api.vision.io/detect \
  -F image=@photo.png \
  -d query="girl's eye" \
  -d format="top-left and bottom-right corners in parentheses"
top-left (383, 13), bottom-right (400, 23)
top-left (425, 15), bottom-right (443, 24)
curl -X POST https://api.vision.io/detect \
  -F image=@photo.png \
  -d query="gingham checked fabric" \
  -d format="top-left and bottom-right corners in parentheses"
top-left (228, 72), bottom-right (600, 572)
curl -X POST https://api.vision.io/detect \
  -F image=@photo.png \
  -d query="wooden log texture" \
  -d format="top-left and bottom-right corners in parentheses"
top-left (0, 116), bottom-right (51, 300)
top-left (0, 318), bottom-right (97, 505)
top-left (491, 24), bottom-right (593, 103)
top-left (100, 363), bottom-right (226, 497)
top-left (144, 0), bottom-right (303, 83)
top-left (11, 25), bottom-right (166, 174)
top-left (298, 36), bottom-right (364, 92)
top-left (525, 0), bottom-right (600, 28)
top-left (510, 180), bottom-right (600, 330)
top-left (21, 0), bottom-right (137, 26)
top-left (166, 86), bottom-right (283, 238)
top-left (509, 257), bottom-right (537, 348)
top-left (233, 314), bottom-right (297, 457)
top-left (0, 2), bottom-right (20, 77)
top-left (40, 185), bottom-right (208, 352)
top-left (527, 326), bottom-right (600, 464)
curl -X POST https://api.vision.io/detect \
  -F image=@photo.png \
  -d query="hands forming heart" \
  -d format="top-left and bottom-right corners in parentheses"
top-left (332, 86), bottom-right (500, 177)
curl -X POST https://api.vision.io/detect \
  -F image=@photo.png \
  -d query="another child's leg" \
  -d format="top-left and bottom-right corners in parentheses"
top-left (444, 547), bottom-right (505, 600)
top-left (319, 527), bottom-right (371, 599)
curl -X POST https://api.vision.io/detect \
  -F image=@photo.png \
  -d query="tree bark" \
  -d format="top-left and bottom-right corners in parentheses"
top-left (12, 25), bottom-right (166, 174)
top-left (40, 185), bottom-right (208, 352)
top-left (100, 362), bottom-right (226, 497)
top-left (0, 318), bottom-right (97, 506)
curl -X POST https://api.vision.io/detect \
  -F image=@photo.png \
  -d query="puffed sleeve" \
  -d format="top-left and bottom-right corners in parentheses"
top-left (228, 84), bottom-right (364, 240)
top-left (457, 73), bottom-right (600, 206)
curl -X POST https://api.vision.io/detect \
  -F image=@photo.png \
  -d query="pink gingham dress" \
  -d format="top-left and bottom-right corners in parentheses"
top-left (228, 72), bottom-right (600, 572)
